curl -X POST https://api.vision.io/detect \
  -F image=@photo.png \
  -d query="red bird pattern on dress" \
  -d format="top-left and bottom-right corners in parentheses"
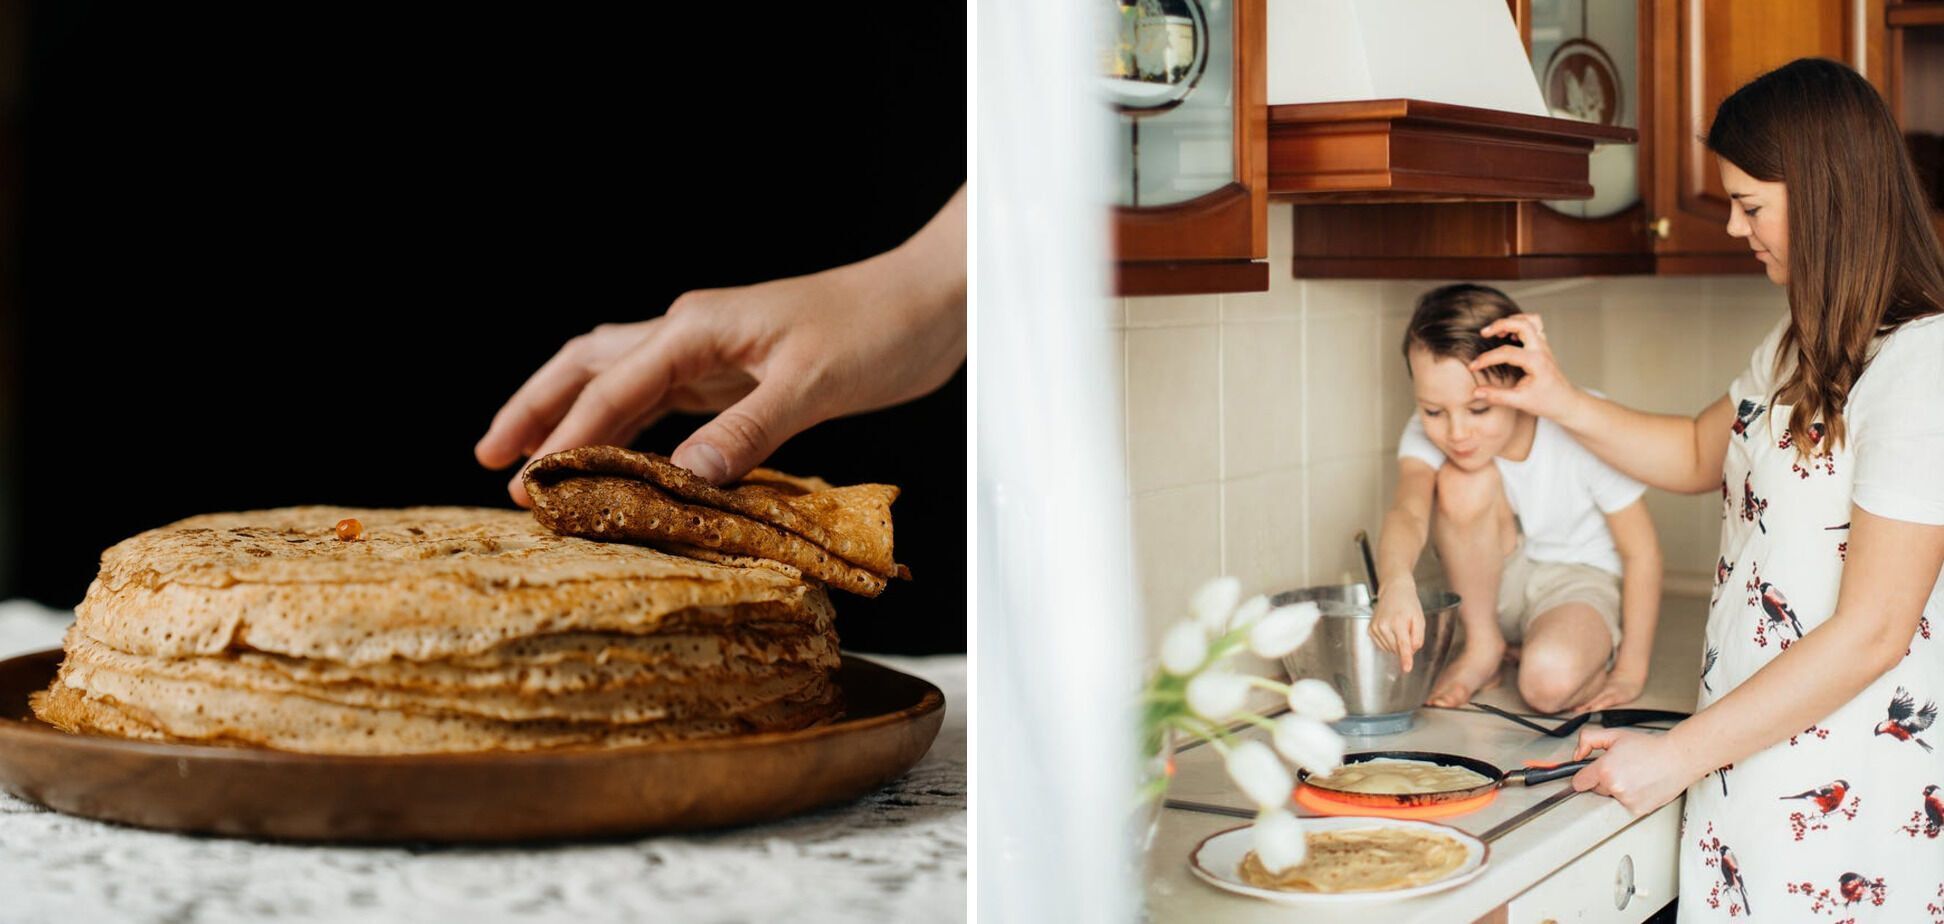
top-left (1899, 784), bottom-right (1944, 839)
top-left (1877, 687), bottom-right (1939, 753)
top-left (1689, 380), bottom-right (1943, 920)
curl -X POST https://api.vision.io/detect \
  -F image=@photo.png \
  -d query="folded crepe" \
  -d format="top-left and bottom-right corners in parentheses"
top-left (31, 506), bottom-right (845, 754)
top-left (521, 446), bottom-right (908, 597)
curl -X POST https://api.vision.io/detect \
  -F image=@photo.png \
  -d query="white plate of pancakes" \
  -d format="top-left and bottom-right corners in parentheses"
top-left (1189, 816), bottom-right (1489, 904)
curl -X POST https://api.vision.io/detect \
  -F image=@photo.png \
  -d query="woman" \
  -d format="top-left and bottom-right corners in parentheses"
top-left (1470, 58), bottom-right (1944, 919)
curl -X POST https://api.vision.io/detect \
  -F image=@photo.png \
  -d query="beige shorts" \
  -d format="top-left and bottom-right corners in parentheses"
top-left (1495, 539), bottom-right (1623, 649)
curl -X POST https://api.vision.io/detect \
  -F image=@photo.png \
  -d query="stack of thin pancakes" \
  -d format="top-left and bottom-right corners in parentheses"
top-left (30, 506), bottom-right (849, 754)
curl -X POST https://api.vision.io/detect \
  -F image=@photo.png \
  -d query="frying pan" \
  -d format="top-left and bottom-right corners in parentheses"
top-left (1297, 749), bottom-right (1592, 808)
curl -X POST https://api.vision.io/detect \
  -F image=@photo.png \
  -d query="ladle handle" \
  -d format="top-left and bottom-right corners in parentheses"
top-left (1355, 530), bottom-right (1380, 596)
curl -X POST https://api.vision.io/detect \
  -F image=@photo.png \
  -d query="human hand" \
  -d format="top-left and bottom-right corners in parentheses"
top-left (1368, 582), bottom-right (1426, 673)
top-left (1568, 669), bottom-right (1645, 715)
top-left (1467, 314), bottom-right (1587, 423)
top-left (476, 189), bottom-right (966, 505)
top-left (1570, 728), bottom-right (1696, 816)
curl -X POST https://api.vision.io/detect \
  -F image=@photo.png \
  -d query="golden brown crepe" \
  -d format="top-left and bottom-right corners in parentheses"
top-left (1239, 827), bottom-right (1470, 893)
top-left (1304, 758), bottom-right (1493, 795)
top-left (521, 446), bottom-right (906, 596)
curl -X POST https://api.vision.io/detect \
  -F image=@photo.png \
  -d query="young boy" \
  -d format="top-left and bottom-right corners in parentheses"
top-left (1369, 284), bottom-right (1662, 713)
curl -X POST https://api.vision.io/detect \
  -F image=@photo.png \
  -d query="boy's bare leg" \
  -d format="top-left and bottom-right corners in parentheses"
top-left (1424, 463), bottom-right (1520, 707)
top-left (1514, 604), bottom-right (1613, 713)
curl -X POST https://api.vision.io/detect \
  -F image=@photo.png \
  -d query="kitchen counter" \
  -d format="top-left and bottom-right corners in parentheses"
top-left (0, 601), bottom-right (966, 924)
top-left (1147, 703), bottom-right (1683, 922)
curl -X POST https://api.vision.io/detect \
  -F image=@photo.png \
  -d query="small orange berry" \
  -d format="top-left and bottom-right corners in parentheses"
top-left (335, 518), bottom-right (364, 541)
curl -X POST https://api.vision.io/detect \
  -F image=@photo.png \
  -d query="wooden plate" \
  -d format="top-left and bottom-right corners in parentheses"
top-left (0, 648), bottom-right (944, 843)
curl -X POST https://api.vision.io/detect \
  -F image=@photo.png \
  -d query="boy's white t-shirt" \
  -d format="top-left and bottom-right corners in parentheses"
top-left (1398, 408), bottom-right (1646, 575)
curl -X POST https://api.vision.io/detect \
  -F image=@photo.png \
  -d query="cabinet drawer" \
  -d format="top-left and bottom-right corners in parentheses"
top-left (1505, 797), bottom-right (1682, 924)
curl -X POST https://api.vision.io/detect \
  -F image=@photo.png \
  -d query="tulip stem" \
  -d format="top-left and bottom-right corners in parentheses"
top-left (1168, 715), bottom-right (1230, 750)
top-left (1245, 676), bottom-right (1293, 698)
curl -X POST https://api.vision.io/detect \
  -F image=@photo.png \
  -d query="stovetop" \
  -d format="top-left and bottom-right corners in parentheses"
top-left (1162, 704), bottom-right (1676, 842)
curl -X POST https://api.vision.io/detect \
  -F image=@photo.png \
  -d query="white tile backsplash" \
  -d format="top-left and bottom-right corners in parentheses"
top-left (1125, 325), bottom-right (1220, 492)
top-left (1123, 271), bottom-right (1772, 633)
top-left (1221, 467), bottom-right (1307, 598)
top-left (1221, 319), bottom-right (1304, 476)
top-left (1304, 311), bottom-right (1381, 462)
top-left (1131, 483), bottom-right (1224, 644)
top-left (1126, 294), bottom-right (1219, 327)
top-left (1305, 452), bottom-right (1384, 584)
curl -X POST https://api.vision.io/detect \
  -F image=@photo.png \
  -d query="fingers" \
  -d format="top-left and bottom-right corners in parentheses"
top-left (1479, 314), bottom-right (1546, 344)
top-left (671, 375), bottom-right (821, 484)
top-left (1367, 623), bottom-right (1395, 655)
top-left (524, 322), bottom-right (711, 469)
top-left (476, 347), bottom-right (601, 471)
top-left (1399, 635), bottom-right (1414, 674)
top-left (1467, 345), bottom-right (1538, 375)
top-left (1573, 728), bottom-right (1620, 761)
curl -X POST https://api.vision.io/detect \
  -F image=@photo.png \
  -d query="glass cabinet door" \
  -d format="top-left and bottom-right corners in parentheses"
top-left (1529, 0), bottom-right (1640, 219)
top-left (1105, 0), bottom-right (1236, 208)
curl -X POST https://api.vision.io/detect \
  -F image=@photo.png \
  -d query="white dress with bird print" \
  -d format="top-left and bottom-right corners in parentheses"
top-left (1683, 314), bottom-right (1944, 922)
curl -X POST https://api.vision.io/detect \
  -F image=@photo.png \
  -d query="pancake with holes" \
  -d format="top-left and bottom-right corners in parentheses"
top-left (521, 446), bottom-right (908, 597)
top-left (29, 506), bottom-right (847, 755)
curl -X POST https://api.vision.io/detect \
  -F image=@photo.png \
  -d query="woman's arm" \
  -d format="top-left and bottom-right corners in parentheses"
top-left (1570, 504), bottom-right (1944, 814)
top-left (1368, 459), bottom-right (1439, 670)
top-left (1467, 315), bottom-right (1733, 495)
top-left (1572, 498), bottom-right (1662, 713)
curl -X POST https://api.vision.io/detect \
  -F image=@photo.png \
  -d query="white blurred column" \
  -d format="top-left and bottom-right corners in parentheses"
top-left (975, 0), bottom-right (1138, 922)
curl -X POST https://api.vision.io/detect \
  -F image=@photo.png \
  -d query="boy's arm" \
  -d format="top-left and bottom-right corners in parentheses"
top-left (1575, 497), bottom-right (1662, 713)
top-left (1369, 459), bottom-right (1439, 669)
top-left (1377, 459), bottom-right (1439, 590)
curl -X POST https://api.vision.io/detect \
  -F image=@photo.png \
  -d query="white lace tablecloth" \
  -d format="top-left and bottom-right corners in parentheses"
top-left (0, 600), bottom-right (965, 924)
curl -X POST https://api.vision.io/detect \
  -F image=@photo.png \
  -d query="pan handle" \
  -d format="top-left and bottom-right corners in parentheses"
top-left (1513, 759), bottom-right (1593, 786)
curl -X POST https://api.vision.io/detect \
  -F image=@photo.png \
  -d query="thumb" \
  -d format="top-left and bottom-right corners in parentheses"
top-left (671, 378), bottom-right (820, 484)
top-left (1572, 758), bottom-right (1602, 792)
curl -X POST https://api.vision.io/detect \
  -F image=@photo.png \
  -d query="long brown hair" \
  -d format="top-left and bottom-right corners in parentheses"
top-left (1402, 283), bottom-right (1526, 386)
top-left (1707, 57), bottom-right (1944, 458)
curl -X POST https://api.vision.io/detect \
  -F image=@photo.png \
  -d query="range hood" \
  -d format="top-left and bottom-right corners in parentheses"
top-left (1265, 0), bottom-right (1633, 202)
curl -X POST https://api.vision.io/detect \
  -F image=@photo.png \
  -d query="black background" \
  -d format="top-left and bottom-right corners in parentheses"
top-left (7, 4), bottom-right (966, 652)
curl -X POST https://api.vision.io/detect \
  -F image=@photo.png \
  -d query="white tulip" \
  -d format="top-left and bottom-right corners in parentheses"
top-left (1286, 678), bottom-right (1347, 722)
top-left (1191, 577), bottom-right (1241, 633)
top-left (1272, 714), bottom-right (1345, 776)
top-left (1228, 594), bottom-right (1270, 632)
top-left (1159, 621), bottom-right (1208, 675)
top-left (1248, 602), bottom-right (1321, 658)
top-left (1186, 670), bottom-right (1250, 721)
top-left (1252, 808), bottom-right (1308, 873)
top-left (1224, 740), bottom-right (1294, 809)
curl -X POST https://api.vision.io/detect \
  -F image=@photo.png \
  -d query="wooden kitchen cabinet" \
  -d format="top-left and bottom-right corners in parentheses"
top-left (1651, 0), bottom-right (1888, 273)
top-left (1111, 0), bottom-right (1269, 296)
top-left (1887, 1), bottom-right (1944, 244)
top-left (1288, 0), bottom-right (1894, 279)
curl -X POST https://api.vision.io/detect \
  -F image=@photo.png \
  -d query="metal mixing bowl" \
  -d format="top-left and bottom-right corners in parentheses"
top-left (1274, 582), bottom-right (1461, 736)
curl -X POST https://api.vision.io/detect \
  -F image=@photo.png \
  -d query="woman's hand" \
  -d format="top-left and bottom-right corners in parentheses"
top-left (1368, 580), bottom-right (1427, 673)
top-left (1568, 669), bottom-right (1645, 715)
top-left (476, 189), bottom-right (966, 505)
top-left (1570, 728), bottom-right (1699, 816)
top-left (1468, 314), bottom-right (1588, 424)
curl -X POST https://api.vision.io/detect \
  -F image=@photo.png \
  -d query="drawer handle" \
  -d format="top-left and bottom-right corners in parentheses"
top-left (1615, 853), bottom-right (1636, 910)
